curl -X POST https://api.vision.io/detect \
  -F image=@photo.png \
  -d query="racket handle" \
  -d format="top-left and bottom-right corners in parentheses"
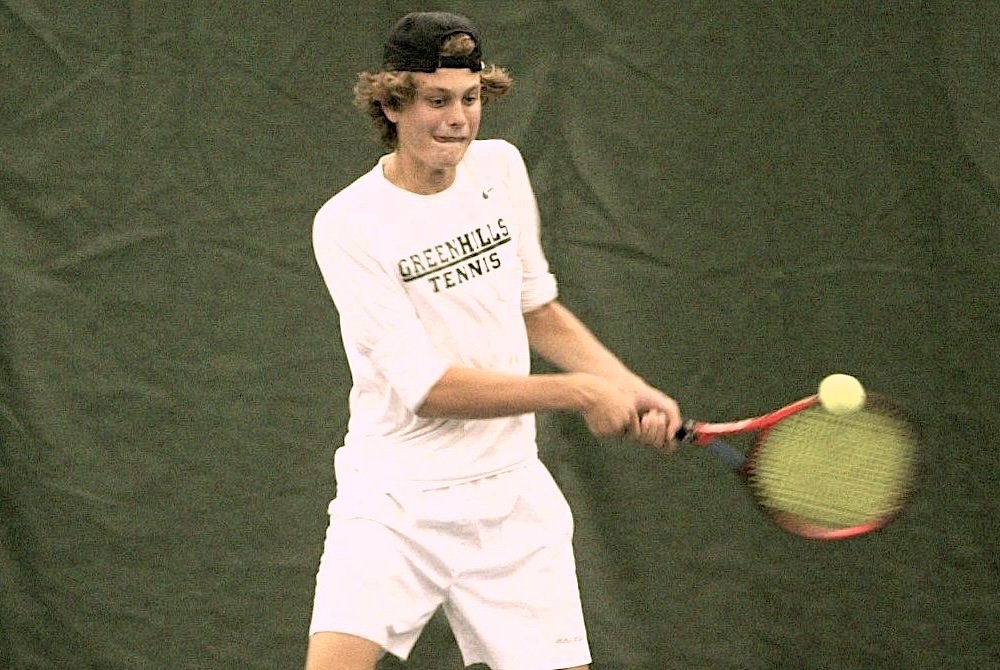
top-left (675, 420), bottom-right (746, 469)
top-left (674, 419), bottom-right (695, 443)
top-left (707, 439), bottom-right (747, 470)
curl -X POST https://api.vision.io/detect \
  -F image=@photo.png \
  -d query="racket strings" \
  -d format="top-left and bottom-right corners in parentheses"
top-left (747, 404), bottom-right (917, 531)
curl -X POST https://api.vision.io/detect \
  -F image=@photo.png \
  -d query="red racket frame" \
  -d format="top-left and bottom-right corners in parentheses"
top-left (677, 394), bottom-right (917, 540)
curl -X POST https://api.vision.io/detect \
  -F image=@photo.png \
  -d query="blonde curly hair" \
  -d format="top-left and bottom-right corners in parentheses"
top-left (353, 33), bottom-right (513, 149)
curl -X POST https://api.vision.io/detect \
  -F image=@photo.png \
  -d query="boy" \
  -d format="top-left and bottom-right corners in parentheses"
top-left (306, 12), bottom-right (681, 670)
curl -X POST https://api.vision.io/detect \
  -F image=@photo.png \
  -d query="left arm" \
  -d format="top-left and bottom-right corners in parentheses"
top-left (523, 300), bottom-right (682, 448)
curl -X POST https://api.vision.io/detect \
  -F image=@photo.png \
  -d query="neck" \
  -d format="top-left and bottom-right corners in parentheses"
top-left (384, 154), bottom-right (455, 195)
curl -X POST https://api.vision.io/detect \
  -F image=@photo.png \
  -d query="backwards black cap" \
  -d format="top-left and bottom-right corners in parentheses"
top-left (382, 12), bottom-right (484, 73)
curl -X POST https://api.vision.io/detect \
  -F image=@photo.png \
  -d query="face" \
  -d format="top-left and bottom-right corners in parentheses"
top-left (385, 68), bottom-right (482, 188)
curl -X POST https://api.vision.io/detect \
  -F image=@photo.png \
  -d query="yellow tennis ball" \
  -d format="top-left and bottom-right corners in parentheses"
top-left (818, 373), bottom-right (866, 414)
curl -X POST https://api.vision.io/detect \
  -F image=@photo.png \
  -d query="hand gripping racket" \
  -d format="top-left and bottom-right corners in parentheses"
top-left (677, 393), bottom-right (919, 540)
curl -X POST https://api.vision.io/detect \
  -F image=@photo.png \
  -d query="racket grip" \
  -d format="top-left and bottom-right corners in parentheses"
top-left (674, 419), bottom-right (695, 443)
top-left (707, 439), bottom-right (747, 470)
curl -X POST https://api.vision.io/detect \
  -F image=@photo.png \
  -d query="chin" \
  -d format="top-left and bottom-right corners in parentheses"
top-left (435, 144), bottom-right (471, 166)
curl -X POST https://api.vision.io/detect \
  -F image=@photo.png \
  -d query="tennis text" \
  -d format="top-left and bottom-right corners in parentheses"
top-left (397, 220), bottom-right (510, 292)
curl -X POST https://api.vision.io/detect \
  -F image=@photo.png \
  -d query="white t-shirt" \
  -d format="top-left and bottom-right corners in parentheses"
top-left (313, 139), bottom-right (559, 490)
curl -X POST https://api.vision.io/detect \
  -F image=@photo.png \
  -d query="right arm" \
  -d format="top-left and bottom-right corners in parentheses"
top-left (416, 367), bottom-right (640, 440)
top-left (315, 208), bottom-right (637, 439)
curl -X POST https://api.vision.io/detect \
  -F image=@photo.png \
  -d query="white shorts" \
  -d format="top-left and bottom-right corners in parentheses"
top-left (308, 459), bottom-right (591, 670)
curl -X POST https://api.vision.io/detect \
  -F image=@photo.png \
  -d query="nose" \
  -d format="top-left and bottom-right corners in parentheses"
top-left (444, 100), bottom-right (467, 127)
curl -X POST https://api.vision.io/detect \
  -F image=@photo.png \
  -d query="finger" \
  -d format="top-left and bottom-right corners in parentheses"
top-left (645, 408), bottom-right (681, 452)
top-left (666, 407), bottom-right (683, 446)
top-left (653, 397), bottom-right (681, 442)
top-left (640, 410), bottom-right (667, 446)
top-left (626, 408), bottom-right (641, 439)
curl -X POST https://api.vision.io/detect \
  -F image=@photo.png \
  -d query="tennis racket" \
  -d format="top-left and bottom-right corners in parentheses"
top-left (678, 393), bottom-right (919, 540)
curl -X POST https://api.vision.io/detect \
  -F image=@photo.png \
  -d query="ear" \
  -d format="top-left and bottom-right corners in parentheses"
top-left (382, 103), bottom-right (400, 124)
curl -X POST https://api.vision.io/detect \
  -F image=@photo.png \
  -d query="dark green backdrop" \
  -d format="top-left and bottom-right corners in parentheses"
top-left (1, 1), bottom-right (997, 668)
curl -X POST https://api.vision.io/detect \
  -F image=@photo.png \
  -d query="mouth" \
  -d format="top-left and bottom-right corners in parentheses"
top-left (434, 136), bottom-right (467, 144)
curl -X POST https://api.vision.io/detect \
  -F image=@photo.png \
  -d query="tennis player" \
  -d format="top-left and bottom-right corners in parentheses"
top-left (306, 12), bottom-right (682, 670)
